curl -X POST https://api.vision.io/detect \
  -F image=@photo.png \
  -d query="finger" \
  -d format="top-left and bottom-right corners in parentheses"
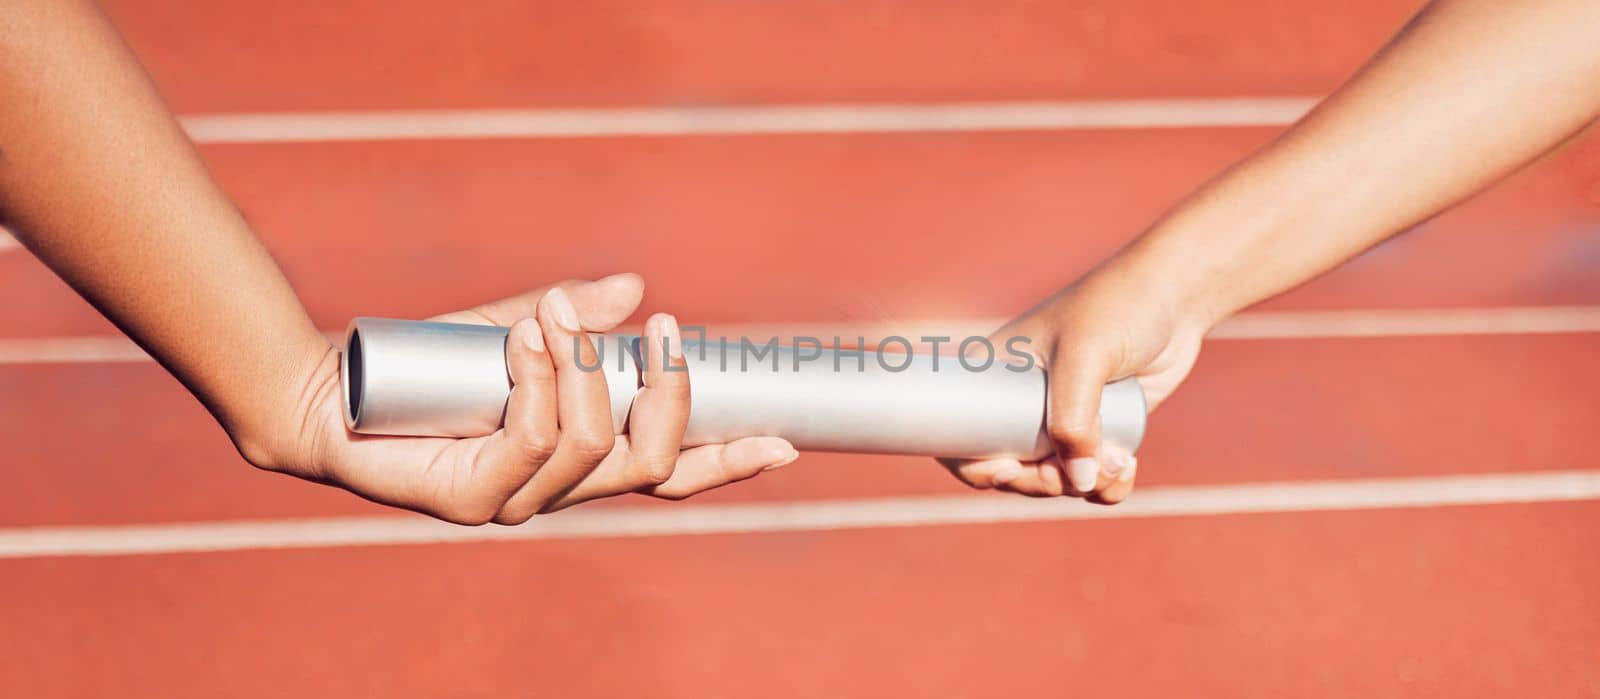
top-left (315, 319), bottom-right (561, 525)
top-left (626, 313), bottom-right (691, 484)
top-left (645, 437), bottom-right (798, 501)
top-left (431, 272), bottom-right (644, 331)
top-left (1045, 347), bottom-right (1116, 495)
top-left (937, 457), bottom-right (1026, 490)
top-left (989, 459), bottom-right (1069, 498)
top-left (984, 322), bottom-right (1103, 497)
top-left (494, 287), bottom-right (617, 521)
top-left (546, 436), bottom-right (796, 511)
top-left (1065, 455), bottom-right (1102, 498)
top-left (1089, 448), bottom-right (1138, 505)
top-left (466, 319), bottom-right (560, 515)
top-left (535, 436), bottom-right (636, 510)
top-left (534, 315), bottom-right (693, 510)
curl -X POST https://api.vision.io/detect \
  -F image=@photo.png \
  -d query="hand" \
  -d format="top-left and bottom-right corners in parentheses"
top-left (247, 273), bottom-right (799, 524)
top-left (940, 257), bottom-right (1211, 504)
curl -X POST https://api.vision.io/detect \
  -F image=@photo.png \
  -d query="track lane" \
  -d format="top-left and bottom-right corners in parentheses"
top-left (100, 0), bottom-right (1418, 112)
top-left (0, 129), bottom-right (1596, 337)
top-left (1, 333), bottom-right (1594, 526)
top-left (8, 1), bottom-right (1593, 696)
top-left (0, 501), bottom-right (1594, 697)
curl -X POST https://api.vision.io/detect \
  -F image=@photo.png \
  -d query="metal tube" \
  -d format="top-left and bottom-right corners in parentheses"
top-left (342, 318), bottom-right (638, 437)
top-left (342, 318), bottom-right (1145, 459)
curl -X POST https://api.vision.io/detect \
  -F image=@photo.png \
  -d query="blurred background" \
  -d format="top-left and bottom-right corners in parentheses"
top-left (2, 1), bottom-right (1598, 696)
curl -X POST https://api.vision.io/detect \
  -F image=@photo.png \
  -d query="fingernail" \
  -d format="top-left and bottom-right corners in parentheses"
top-left (1066, 457), bottom-right (1099, 493)
top-left (1100, 450), bottom-right (1130, 479)
top-left (1118, 455), bottom-right (1139, 483)
top-left (992, 463), bottom-right (1024, 485)
top-left (646, 313), bottom-right (665, 344)
top-left (662, 314), bottom-right (683, 359)
top-left (518, 319), bottom-right (544, 353)
top-left (544, 287), bottom-right (581, 332)
top-left (763, 446), bottom-right (800, 471)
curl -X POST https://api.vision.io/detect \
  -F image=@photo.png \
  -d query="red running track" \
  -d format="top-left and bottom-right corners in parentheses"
top-left (2, 504), bottom-right (1597, 697)
top-left (1, 0), bottom-right (1598, 696)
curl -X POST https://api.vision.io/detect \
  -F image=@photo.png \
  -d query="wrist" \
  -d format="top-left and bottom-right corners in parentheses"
top-left (1119, 164), bottom-right (1308, 331)
top-left (228, 336), bottom-right (341, 473)
top-left (1104, 233), bottom-right (1234, 338)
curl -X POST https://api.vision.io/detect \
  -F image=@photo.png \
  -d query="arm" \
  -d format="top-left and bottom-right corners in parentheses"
top-left (0, 0), bottom-right (795, 521)
top-left (0, 0), bottom-right (325, 460)
top-left (944, 0), bottom-right (1600, 501)
top-left (1141, 0), bottom-right (1600, 326)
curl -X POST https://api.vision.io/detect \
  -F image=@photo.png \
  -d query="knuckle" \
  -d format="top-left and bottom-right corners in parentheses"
top-left (1045, 417), bottom-right (1094, 448)
top-left (628, 459), bottom-right (674, 487)
top-left (518, 431), bottom-right (560, 463)
top-left (568, 430), bottom-right (616, 462)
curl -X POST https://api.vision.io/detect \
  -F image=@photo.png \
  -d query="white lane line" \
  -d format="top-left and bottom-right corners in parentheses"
top-left (1, 470), bottom-right (1595, 560)
top-left (1207, 306), bottom-right (1600, 339)
top-left (0, 336), bottom-right (151, 363)
top-left (177, 98), bottom-right (1317, 144)
top-left (2, 306), bottom-right (1596, 365)
top-left (681, 306), bottom-right (1600, 344)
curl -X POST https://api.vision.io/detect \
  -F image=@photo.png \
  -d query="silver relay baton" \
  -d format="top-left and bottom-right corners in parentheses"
top-left (340, 318), bottom-right (1146, 460)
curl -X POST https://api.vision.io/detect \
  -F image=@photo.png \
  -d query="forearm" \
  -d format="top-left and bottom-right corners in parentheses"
top-left (1119, 0), bottom-right (1600, 324)
top-left (0, 0), bottom-right (327, 460)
